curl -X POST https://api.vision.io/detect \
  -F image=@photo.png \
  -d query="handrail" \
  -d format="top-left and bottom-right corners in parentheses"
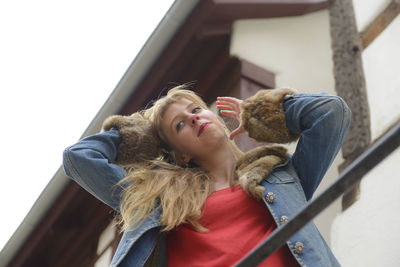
top-left (236, 122), bottom-right (400, 266)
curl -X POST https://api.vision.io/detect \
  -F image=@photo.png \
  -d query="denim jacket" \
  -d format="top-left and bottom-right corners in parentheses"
top-left (63, 93), bottom-right (351, 267)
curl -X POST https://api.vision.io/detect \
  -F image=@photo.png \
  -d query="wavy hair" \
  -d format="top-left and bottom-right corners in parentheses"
top-left (117, 85), bottom-right (243, 232)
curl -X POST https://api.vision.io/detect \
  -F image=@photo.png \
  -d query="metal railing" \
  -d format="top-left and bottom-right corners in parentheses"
top-left (236, 122), bottom-right (400, 266)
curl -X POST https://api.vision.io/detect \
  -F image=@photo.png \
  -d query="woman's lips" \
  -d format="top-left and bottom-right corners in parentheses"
top-left (198, 122), bottom-right (210, 136)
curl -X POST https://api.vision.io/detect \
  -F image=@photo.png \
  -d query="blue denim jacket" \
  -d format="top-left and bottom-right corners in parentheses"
top-left (63, 93), bottom-right (351, 267)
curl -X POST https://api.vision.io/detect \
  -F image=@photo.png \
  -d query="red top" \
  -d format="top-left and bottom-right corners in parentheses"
top-left (166, 185), bottom-right (299, 267)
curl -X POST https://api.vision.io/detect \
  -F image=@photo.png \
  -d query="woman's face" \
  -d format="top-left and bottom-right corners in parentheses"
top-left (160, 99), bottom-right (227, 163)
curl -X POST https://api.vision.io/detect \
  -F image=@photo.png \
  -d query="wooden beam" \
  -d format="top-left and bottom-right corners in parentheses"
top-left (196, 23), bottom-right (232, 40)
top-left (241, 59), bottom-right (275, 89)
top-left (328, 0), bottom-right (371, 211)
top-left (53, 204), bottom-right (112, 266)
top-left (360, 0), bottom-right (400, 49)
top-left (196, 39), bottom-right (232, 96)
top-left (212, 0), bottom-right (328, 22)
top-left (8, 182), bottom-right (81, 267)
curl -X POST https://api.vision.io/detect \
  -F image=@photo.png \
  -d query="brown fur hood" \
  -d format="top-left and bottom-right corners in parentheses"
top-left (240, 87), bottom-right (299, 143)
top-left (102, 112), bottom-right (160, 166)
top-left (236, 144), bottom-right (288, 199)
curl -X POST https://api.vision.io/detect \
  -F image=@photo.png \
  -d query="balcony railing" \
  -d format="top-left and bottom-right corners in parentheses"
top-left (236, 122), bottom-right (400, 266)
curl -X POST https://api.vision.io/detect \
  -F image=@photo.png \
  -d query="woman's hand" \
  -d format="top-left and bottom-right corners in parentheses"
top-left (216, 96), bottom-right (245, 140)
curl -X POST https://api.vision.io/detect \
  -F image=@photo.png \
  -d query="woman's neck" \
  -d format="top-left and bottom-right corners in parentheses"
top-left (195, 143), bottom-right (237, 191)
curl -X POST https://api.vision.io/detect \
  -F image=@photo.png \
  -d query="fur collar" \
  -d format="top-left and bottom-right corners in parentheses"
top-left (236, 144), bottom-right (288, 200)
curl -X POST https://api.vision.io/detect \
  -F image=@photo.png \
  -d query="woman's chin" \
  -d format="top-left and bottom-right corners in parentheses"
top-left (203, 132), bottom-right (229, 148)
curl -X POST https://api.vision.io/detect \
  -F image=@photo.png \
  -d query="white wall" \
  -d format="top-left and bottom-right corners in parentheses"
top-left (362, 17), bottom-right (400, 140)
top-left (95, 222), bottom-right (116, 266)
top-left (331, 149), bottom-right (400, 267)
top-left (330, 0), bottom-right (400, 266)
top-left (230, 10), bottom-right (342, 245)
top-left (231, 10), bottom-right (335, 94)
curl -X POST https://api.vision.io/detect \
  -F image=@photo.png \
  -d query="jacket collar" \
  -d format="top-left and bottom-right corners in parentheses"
top-left (236, 144), bottom-right (288, 199)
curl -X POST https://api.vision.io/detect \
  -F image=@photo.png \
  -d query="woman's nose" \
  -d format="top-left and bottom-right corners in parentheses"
top-left (190, 115), bottom-right (200, 125)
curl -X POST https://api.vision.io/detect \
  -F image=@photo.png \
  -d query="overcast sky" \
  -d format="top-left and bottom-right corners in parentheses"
top-left (0, 0), bottom-right (174, 251)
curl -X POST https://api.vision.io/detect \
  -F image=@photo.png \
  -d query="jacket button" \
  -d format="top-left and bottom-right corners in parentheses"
top-left (265, 192), bottom-right (275, 203)
top-left (279, 215), bottom-right (289, 225)
top-left (294, 242), bottom-right (304, 254)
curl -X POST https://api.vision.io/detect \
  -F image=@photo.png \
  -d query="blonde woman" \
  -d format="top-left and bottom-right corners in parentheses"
top-left (63, 85), bottom-right (350, 267)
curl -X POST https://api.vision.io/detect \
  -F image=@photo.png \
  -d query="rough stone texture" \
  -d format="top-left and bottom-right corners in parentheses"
top-left (328, 0), bottom-right (371, 209)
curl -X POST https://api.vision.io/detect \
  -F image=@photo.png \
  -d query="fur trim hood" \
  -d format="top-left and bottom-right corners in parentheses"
top-left (236, 144), bottom-right (288, 199)
top-left (101, 112), bottom-right (160, 166)
top-left (241, 87), bottom-right (300, 143)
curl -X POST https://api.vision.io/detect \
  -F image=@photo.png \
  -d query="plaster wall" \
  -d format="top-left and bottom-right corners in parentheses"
top-left (331, 149), bottom-right (400, 266)
top-left (330, 0), bottom-right (400, 265)
top-left (361, 14), bottom-right (400, 140)
top-left (230, 10), bottom-right (341, 245)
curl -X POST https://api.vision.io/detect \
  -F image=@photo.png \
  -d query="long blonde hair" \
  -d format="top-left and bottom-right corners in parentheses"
top-left (117, 85), bottom-right (243, 232)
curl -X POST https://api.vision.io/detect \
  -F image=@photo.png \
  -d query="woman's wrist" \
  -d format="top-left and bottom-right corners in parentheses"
top-left (240, 87), bottom-right (300, 143)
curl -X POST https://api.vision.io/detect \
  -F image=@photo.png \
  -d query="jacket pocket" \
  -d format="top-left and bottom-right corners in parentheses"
top-left (266, 170), bottom-right (296, 184)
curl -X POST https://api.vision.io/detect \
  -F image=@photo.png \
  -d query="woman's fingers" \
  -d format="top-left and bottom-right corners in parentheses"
top-left (216, 96), bottom-right (246, 139)
top-left (217, 96), bottom-right (243, 102)
top-left (216, 101), bottom-right (238, 111)
top-left (217, 105), bottom-right (239, 119)
top-left (229, 125), bottom-right (245, 140)
top-left (215, 104), bottom-right (234, 111)
top-left (216, 96), bottom-right (243, 119)
top-left (219, 110), bottom-right (238, 119)
top-left (217, 97), bottom-right (242, 109)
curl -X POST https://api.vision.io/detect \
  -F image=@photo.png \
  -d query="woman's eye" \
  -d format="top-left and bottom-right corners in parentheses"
top-left (192, 107), bottom-right (201, 113)
top-left (176, 121), bottom-right (184, 132)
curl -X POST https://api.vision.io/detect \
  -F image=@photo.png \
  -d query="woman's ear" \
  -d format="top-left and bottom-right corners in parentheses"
top-left (175, 151), bottom-right (192, 166)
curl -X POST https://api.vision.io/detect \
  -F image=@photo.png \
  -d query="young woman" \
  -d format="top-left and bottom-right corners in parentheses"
top-left (63, 85), bottom-right (350, 267)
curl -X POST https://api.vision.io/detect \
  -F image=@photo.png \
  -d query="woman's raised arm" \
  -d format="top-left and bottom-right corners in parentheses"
top-left (218, 88), bottom-right (351, 200)
top-left (284, 93), bottom-right (351, 200)
top-left (63, 129), bottom-right (125, 211)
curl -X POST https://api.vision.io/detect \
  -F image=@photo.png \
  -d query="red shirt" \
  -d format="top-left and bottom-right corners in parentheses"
top-left (167, 185), bottom-right (299, 267)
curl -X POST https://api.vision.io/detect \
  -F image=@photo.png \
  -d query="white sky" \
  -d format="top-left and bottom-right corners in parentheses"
top-left (0, 0), bottom-right (174, 251)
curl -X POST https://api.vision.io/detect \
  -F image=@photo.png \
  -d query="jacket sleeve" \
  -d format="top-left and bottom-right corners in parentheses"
top-left (241, 89), bottom-right (351, 200)
top-left (63, 129), bottom-right (125, 211)
top-left (284, 93), bottom-right (351, 200)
